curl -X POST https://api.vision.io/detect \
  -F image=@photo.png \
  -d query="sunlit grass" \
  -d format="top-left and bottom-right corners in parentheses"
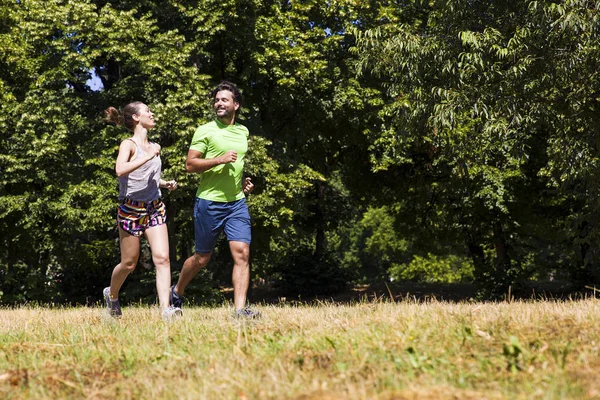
top-left (1, 299), bottom-right (599, 399)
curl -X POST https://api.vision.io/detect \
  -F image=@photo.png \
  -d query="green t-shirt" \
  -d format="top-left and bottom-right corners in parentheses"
top-left (189, 119), bottom-right (249, 202)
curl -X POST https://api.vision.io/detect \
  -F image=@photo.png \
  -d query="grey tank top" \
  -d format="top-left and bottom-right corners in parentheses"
top-left (118, 139), bottom-right (162, 202)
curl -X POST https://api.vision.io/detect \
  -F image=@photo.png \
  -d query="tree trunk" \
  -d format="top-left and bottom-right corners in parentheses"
top-left (314, 181), bottom-right (326, 259)
top-left (467, 239), bottom-right (485, 277)
top-left (493, 219), bottom-right (510, 271)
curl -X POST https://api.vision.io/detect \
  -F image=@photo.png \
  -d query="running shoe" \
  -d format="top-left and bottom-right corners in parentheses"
top-left (103, 287), bottom-right (122, 318)
top-left (234, 307), bottom-right (261, 319)
top-left (162, 306), bottom-right (183, 321)
top-left (170, 285), bottom-right (184, 309)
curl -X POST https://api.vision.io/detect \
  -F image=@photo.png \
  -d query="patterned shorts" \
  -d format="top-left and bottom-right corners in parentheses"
top-left (117, 198), bottom-right (167, 237)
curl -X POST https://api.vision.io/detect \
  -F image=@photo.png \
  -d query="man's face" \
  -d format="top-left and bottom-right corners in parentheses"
top-left (213, 90), bottom-right (239, 120)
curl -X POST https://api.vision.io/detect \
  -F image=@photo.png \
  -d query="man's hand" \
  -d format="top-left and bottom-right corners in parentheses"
top-left (243, 177), bottom-right (254, 195)
top-left (219, 150), bottom-right (237, 164)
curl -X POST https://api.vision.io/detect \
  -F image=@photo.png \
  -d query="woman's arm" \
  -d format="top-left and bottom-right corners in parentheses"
top-left (115, 140), bottom-right (159, 177)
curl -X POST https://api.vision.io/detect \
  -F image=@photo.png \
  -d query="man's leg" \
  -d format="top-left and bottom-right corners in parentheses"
top-left (174, 197), bottom-right (217, 299)
top-left (229, 241), bottom-right (250, 311)
top-left (174, 252), bottom-right (212, 296)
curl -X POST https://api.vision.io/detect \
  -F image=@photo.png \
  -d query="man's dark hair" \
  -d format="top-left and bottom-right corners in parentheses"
top-left (210, 81), bottom-right (243, 106)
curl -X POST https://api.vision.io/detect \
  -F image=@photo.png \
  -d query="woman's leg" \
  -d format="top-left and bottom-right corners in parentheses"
top-left (144, 223), bottom-right (171, 311)
top-left (109, 227), bottom-right (140, 299)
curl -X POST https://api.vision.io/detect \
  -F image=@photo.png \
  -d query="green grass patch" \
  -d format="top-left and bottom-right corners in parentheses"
top-left (1, 299), bottom-right (599, 399)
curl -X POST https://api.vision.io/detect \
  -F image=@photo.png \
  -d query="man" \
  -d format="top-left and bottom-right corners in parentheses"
top-left (171, 81), bottom-right (258, 318)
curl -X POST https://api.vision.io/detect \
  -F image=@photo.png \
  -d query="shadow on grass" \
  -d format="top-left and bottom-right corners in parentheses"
top-left (221, 281), bottom-right (599, 305)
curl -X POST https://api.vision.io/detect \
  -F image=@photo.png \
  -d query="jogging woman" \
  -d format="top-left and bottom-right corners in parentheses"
top-left (103, 101), bottom-right (182, 320)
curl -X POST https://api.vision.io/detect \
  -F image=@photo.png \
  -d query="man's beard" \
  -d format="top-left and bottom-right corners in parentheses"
top-left (216, 108), bottom-right (233, 118)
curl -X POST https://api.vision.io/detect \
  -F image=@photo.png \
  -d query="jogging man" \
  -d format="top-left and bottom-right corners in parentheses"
top-left (171, 81), bottom-right (258, 318)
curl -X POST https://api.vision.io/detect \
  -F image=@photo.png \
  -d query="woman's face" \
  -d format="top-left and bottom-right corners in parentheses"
top-left (133, 104), bottom-right (155, 129)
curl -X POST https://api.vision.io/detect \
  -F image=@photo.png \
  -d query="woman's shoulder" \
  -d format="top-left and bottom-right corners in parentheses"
top-left (120, 138), bottom-right (138, 148)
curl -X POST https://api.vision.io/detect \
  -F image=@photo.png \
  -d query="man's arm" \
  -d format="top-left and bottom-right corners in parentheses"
top-left (185, 149), bottom-right (238, 173)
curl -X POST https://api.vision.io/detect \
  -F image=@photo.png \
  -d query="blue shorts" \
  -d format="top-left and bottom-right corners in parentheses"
top-left (194, 197), bottom-right (251, 253)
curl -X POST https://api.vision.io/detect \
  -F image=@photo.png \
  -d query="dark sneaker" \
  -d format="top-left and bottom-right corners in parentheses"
top-left (170, 285), bottom-right (184, 309)
top-left (162, 306), bottom-right (183, 321)
top-left (103, 287), bottom-right (122, 318)
top-left (234, 307), bottom-right (261, 319)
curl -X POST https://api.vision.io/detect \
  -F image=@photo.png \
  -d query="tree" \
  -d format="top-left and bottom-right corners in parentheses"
top-left (0, 0), bottom-right (337, 302)
top-left (352, 0), bottom-right (600, 295)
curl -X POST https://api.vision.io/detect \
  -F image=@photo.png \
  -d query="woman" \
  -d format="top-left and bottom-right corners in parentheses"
top-left (103, 101), bottom-right (182, 320)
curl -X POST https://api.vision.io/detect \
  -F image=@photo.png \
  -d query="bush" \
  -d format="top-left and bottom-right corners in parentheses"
top-left (389, 253), bottom-right (474, 284)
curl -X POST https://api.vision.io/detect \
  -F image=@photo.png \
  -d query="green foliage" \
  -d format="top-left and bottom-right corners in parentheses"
top-left (352, 0), bottom-right (600, 293)
top-left (330, 205), bottom-right (410, 282)
top-left (3, 0), bottom-right (600, 303)
top-left (1, 0), bottom-right (367, 304)
top-left (389, 253), bottom-right (474, 284)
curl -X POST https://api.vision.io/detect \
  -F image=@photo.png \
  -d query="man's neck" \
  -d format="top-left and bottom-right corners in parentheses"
top-left (217, 116), bottom-right (235, 126)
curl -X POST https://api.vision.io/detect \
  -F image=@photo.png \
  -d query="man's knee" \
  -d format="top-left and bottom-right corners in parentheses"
top-left (190, 252), bottom-right (211, 270)
top-left (230, 242), bottom-right (250, 262)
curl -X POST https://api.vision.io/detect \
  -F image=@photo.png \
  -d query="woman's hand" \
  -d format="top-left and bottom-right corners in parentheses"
top-left (162, 180), bottom-right (178, 191)
top-left (147, 144), bottom-right (161, 161)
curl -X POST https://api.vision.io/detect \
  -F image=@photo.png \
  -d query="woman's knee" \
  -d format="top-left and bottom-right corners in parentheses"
top-left (120, 260), bottom-right (138, 273)
top-left (152, 252), bottom-right (170, 268)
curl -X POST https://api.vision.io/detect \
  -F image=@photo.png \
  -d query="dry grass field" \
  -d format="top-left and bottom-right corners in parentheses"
top-left (1, 297), bottom-right (599, 399)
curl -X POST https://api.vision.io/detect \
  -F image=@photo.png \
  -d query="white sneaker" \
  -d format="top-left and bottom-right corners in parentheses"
top-left (162, 306), bottom-right (183, 321)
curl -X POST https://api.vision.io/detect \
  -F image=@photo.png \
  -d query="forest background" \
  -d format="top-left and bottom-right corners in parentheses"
top-left (1, 0), bottom-right (600, 305)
